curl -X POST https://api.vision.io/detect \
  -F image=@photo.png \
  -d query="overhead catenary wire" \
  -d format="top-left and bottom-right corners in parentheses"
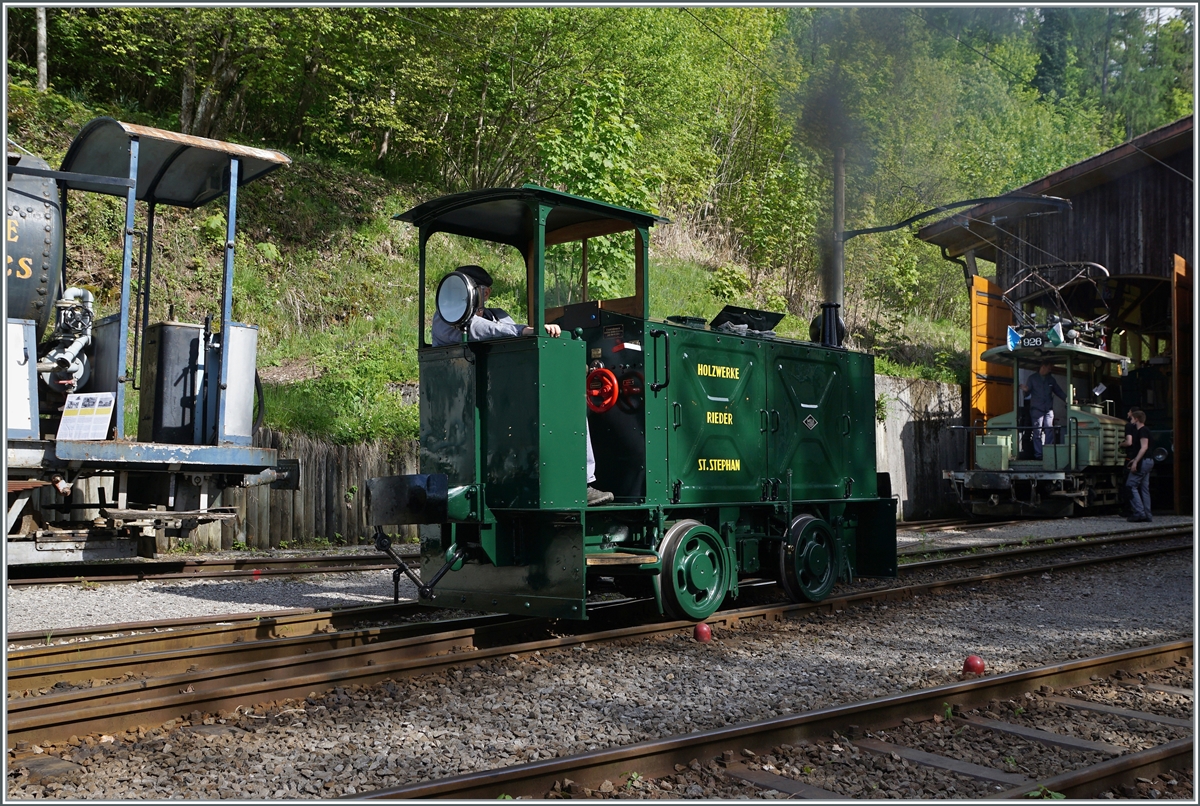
top-left (906, 9), bottom-right (1032, 88)
top-left (1129, 142), bottom-right (1193, 183)
top-left (679, 8), bottom-right (789, 94)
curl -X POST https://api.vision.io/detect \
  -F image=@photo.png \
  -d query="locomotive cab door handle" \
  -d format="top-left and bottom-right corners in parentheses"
top-left (760, 409), bottom-right (768, 433)
top-left (672, 401), bottom-right (682, 429)
top-left (771, 409), bottom-right (781, 432)
top-left (842, 413), bottom-right (852, 435)
top-left (649, 329), bottom-right (670, 392)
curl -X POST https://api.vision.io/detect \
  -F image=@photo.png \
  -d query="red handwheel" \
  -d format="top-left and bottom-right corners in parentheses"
top-left (586, 367), bottom-right (620, 413)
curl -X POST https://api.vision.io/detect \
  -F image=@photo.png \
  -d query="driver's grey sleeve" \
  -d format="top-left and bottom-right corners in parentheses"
top-left (432, 312), bottom-right (461, 346)
top-left (466, 311), bottom-right (525, 341)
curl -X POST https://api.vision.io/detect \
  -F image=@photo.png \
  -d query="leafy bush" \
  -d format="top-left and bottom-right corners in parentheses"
top-left (707, 265), bottom-right (751, 300)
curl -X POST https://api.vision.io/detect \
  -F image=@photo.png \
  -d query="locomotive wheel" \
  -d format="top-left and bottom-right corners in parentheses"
top-left (778, 514), bottom-right (839, 603)
top-left (658, 519), bottom-right (730, 621)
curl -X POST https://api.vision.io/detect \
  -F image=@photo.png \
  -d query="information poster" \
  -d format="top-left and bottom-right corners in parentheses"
top-left (57, 392), bottom-right (116, 441)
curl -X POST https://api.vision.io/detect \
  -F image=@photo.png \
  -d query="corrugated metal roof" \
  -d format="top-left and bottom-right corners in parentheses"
top-left (58, 117), bottom-right (291, 208)
top-left (918, 115), bottom-right (1193, 259)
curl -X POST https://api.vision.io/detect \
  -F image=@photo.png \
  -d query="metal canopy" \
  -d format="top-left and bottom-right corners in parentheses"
top-left (980, 342), bottom-right (1128, 367)
top-left (395, 184), bottom-right (668, 253)
top-left (58, 117), bottom-right (291, 208)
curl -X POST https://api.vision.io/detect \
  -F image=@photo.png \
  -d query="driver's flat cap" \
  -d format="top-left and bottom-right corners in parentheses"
top-left (458, 264), bottom-right (493, 286)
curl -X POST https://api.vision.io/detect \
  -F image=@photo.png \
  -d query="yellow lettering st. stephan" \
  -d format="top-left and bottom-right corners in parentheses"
top-left (696, 363), bottom-right (739, 379)
top-left (706, 411), bottom-right (733, 425)
top-left (697, 458), bottom-right (741, 472)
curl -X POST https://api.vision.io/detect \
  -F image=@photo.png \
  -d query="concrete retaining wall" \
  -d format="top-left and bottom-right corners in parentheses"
top-left (874, 375), bottom-right (964, 521)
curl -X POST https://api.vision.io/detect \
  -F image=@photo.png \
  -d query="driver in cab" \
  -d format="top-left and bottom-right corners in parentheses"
top-left (432, 265), bottom-right (560, 345)
top-left (431, 265), bottom-right (613, 506)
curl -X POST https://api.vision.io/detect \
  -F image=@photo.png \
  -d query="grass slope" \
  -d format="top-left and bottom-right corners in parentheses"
top-left (8, 85), bottom-right (966, 444)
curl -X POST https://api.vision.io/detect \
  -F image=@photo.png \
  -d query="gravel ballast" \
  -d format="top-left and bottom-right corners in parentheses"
top-left (6, 547), bottom-right (1193, 800)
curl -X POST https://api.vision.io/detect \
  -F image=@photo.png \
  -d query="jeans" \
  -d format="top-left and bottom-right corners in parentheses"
top-left (1031, 408), bottom-right (1055, 459)
top-left (585, 421), bottom-right (596, 484)
top-left (1126, 458), bottom-right (1154, 519)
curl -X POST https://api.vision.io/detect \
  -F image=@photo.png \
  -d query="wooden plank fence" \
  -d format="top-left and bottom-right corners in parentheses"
top-left (214, 428), bottom-right (419, 549)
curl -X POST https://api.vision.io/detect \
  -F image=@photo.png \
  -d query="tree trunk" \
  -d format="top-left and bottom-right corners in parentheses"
top-left (35, 8), bottom-right (48, 92)
top-left (180, 65), bottom-right (197, 134)
top-left (1100, 9), bottom-right (1112, 100)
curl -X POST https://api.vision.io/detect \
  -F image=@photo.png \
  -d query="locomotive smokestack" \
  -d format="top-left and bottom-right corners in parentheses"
top-left (816, 147), bottom-right (845, 348)
top-left (829, 146), bottom-right (845, 312)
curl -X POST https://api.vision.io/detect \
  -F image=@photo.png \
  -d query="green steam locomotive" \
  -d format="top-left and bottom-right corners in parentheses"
top-left (367, 186), bottom-right (896, 621)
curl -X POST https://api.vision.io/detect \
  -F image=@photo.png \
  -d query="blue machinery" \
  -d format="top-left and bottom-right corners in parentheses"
top-left (6, 118), bottom-right (295, 563)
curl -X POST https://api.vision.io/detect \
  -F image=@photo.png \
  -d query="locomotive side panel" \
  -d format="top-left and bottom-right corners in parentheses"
top-left (767, 342), bottom-right (848, 500)
top-left (665, 326), bottom-right (767, 504)
top-left (419, 346), bottom-right (478, 485)
top-left (843, 349), bottom-right (881, 499)
top-left (483, 340), bottom-right (543, 508)
top-left (532, 336), bottom-right (588, 508)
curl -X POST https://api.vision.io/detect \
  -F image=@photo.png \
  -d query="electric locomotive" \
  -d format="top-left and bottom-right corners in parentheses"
top-left (945, 323), bottom-right (1159, 518)
top-left (367, 185), bottom-right (897, 621)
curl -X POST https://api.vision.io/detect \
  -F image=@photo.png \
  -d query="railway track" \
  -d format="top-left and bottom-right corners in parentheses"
top-left (5, 551), bottom-right (409, 587)
top-left (896, 517), bottom-right (1022, 533)
top-left (6, 524), bottom-right (1191, 751)
top-left (360, 641), bottom-right (1192, 799)
top-left (4, 517), bottom-right (1019, 587)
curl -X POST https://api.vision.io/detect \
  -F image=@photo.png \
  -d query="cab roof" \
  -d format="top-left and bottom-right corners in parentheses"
top-left (981, 342), bottom-right (1128, 367)
top-left (395, 184), bottom-right (668, 252)
top-left (59, 117), bottom-right (291, 208)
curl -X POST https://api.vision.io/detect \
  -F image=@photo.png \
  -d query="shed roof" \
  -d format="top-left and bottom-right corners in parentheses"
top-left (918, 115), bottom-right (1193, 260)
top-left (59, 117), bottom-right (291, 208)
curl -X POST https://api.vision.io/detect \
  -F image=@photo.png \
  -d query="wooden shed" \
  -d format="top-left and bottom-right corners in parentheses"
top-left (918, 115), bottom-right (1193, 513)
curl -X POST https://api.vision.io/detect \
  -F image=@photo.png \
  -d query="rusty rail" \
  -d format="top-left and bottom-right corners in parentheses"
top-left (357, 641), bottom-right (1193, 799)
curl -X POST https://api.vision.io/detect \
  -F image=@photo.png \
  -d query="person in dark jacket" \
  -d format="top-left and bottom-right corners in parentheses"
top-left (1019, 359), bottom-right (1067, 460)
top-left (1124, 408), bottom-right (1154, 522)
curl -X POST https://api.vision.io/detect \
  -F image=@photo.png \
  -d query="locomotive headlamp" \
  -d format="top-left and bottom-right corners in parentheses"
top-left (435, 271), bottom-right (481, 328)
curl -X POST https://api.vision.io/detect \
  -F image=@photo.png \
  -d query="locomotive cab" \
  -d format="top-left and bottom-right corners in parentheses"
top-left (369, 185), bottom-right (897, 620)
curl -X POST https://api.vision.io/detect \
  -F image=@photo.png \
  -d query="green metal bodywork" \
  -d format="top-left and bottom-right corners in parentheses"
top-left (396, 186), bottom-right (896, 620)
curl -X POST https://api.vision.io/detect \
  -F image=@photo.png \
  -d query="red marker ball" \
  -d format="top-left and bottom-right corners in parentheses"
top-left (963, 655), bottom-right (985, 675)
top-left (693, 622), bottom-right (712, 643)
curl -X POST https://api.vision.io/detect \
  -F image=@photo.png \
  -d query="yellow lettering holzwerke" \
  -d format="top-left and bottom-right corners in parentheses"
top-left (695, 363), bottom-right (740, 379)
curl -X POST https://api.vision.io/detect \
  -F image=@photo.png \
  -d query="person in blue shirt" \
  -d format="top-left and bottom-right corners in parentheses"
top-left (431, 265), bottom-right (613, 506)
top-left (1019, 359), bottom-right (1067, 460)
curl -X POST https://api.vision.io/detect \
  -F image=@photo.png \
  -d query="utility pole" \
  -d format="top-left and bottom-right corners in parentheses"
top-left (36, 7), bottom-right (48, 92)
